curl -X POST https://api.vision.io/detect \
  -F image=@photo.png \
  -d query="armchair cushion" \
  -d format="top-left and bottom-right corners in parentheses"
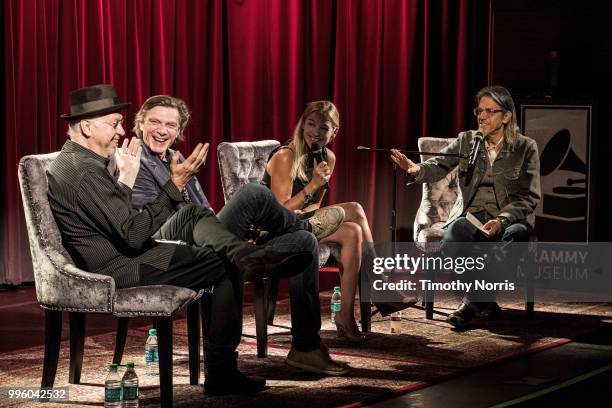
top-left (413, 137), bottom-right (459, 244)
top-left (217, 140), bottom-right (280, 203)
top-left (114, 286), bottom-right (205, 317)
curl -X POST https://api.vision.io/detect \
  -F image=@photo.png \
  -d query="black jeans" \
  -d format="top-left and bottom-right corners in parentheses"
top-left (142, 205), bottom-right (247, 375)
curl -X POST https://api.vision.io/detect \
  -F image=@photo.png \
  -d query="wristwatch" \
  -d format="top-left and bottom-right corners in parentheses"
top-left (495, 216), bottom-right (510, 229)
top-left (302, 190), bottom-right (314, 203)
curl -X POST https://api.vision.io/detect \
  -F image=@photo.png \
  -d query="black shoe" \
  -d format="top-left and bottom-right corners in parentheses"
top-left (204, 370), bottom-right (267, 396)
top-left (480, 302), bottom-right (502, 319)
top-left (446, 302), bottom-right (477, 329)
top-left (374, 296), bottom-right (418, 317)
top-left (237, 247), bottom-right (313, 281)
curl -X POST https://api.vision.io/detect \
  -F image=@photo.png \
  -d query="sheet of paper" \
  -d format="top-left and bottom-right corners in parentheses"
top-left (466, 212), bottom-right (490, 236)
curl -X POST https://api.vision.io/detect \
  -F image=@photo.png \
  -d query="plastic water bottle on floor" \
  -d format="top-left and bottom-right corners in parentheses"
top-left (331, 286), bottom-right (342, 324)
top-left (121, 362), bottom-right (139, 407)
top-left (145, 328), bottom-right (159, 377)
top-left (104, 363), bottom-right (122, 408)
top-left (390, 311), bottom-right (402, 334)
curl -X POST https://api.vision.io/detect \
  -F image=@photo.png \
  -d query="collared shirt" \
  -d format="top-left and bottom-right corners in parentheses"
top-left (132, 144), bottom-right (212, 212)
top-left (47, 140), bottom-right (184, 288)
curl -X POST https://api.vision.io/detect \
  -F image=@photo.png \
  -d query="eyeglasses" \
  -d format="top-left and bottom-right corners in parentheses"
top-left (93, 119), bottom-right (124, 130)
top-left (146, 118), bottom-right (179, 132)
top-left (473, 108), bottom-right (504, 117)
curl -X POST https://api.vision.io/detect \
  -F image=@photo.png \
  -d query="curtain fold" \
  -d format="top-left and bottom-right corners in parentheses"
top-left (2, 0), bottom-right (488, 284)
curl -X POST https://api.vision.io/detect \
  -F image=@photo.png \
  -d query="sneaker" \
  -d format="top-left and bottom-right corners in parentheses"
top-left (203, 370), bottom-right (266, 395)
top-left (286, 343), bottom-right (351, 376)
top-left (308, 206), bottom-right (345, 240)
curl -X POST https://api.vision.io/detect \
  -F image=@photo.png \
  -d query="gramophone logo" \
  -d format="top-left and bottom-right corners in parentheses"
top-left (521, 105), bottom-right (591, 241)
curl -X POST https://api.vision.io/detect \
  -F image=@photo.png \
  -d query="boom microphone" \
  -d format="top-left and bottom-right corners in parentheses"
top-left (468, 131), bottom-right (484, 168)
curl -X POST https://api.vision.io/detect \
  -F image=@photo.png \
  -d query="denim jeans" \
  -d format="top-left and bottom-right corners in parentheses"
top-left (441, 211), bottom-right (531, 305)
top-left (217, 183), bottom-right (321, 351)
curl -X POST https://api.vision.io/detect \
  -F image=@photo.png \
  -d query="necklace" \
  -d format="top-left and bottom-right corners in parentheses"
top-left (485, 136), bottom-right (503, 166)
top-left (485, 135), bottom-right (503, 150)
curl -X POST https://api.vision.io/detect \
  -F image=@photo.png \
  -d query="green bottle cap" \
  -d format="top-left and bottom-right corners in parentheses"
top-left (149, 328), bottom-right (157, 335)
top-left (108, 363), bottom-right (118, 370)
top-left (126, 362), bottom-right (135, 368)
top-left (333, 286), bottom-right (341, 292)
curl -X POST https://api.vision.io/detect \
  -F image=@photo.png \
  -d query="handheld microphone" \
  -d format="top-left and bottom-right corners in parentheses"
top-left (311, 143), bottom-right (330, 189)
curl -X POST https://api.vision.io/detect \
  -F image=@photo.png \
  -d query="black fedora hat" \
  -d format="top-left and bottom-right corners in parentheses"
top-left (61, 84), bottom-right (131, 120)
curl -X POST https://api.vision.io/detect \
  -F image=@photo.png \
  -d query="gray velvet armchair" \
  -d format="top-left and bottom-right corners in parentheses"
top-left (18, 152), bottom-right (205, 407)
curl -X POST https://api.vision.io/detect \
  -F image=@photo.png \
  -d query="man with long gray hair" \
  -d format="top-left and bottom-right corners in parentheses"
top-left (391, 85), bottom-right (541, 329)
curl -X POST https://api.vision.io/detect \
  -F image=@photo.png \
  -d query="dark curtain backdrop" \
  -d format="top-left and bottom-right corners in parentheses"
top-left (3, 0), bottom-right (489, 284)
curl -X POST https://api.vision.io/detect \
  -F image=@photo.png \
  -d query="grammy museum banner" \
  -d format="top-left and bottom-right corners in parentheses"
top-left (520, 104), bottom-right (592, 242)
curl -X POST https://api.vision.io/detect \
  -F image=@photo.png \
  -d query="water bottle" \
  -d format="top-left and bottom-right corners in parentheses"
top-left (330, 286), bottom-right (341, 324)
top-left (390, 311), bottom-right (402, 334)
top-left (121, 362), bottom-right (139, 407)
top-left (104, 363), bottom-right (122, 408)
top-left (145, 328), bottom-right (159, 377)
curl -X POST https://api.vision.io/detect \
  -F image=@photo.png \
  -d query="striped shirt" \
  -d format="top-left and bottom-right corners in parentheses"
top-left (47, 140), bottom-right (184, 288)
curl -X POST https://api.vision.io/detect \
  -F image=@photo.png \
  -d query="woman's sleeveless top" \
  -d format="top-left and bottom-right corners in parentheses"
top-left (261, 140), bottom-right (328, 210)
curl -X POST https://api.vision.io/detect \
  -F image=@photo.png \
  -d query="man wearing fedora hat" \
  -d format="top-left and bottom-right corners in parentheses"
top-left (47, 84), bottom-right (329, 394)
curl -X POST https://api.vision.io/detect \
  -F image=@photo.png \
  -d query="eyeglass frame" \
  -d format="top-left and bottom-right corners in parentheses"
top-left (473, 107), bottom-right (505, 117)
top-left (90, 118), bottom-right (125, 130)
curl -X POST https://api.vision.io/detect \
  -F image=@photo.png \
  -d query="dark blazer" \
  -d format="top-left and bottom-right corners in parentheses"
top-left (132, 144), bottom-right (212, 211)
top-left (414, 130), bottom-right (541, 227)
top-left (47, 141), bottom-right (184, 288)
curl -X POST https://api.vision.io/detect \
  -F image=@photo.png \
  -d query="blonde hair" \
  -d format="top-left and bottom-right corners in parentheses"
top-left (288, 101), bottom-right (339, 182)
top-left (133, 95), bottom-right (191, 143)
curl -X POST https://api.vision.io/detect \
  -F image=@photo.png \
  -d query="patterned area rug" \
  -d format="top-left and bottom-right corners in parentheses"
top-left (1, 297), bottom-right (611, 407)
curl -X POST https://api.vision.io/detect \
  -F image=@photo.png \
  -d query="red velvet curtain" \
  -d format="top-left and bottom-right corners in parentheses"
top-left (2, 0), bottom-right (488, 284)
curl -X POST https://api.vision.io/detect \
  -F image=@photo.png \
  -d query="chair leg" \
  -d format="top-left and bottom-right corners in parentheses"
top-left (41, 310), bottom-right (62, 389)
top-left (112, 317), bottom-right (129, 365)
top-left (525, 301), bottom-right (534, 319)
top-left (253, 278), bottom-right (269, 358)
top-left (358, 277), bottom-right (371, 332)
top-left (425, 269), bottom-right (435, 320)
top-left (525, 266), bottom-right (535, 319)
top-left (68, 312), bottom-right (85, 384)
top-left (266, 277), bottom-right (279, 325)
top-left (200, 300), bottom-right (207, 367)
top-left (187, 301), bottom-right (201, 385)
top-left (156, 316), bottom-right (173, 408)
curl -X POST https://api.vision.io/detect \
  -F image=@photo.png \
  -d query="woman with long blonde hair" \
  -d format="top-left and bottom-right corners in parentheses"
top-left (263, 101), bottom-right (410, 343)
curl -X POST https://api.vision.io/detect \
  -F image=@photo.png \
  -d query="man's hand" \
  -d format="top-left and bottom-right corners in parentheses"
top-left (170, 143), bottom-right (209, 191)
top-left (115, 137), bottom-right (142, 189)
top-left (391, 149), bottom-right (421, 176)
top-left (482, 219), bottom-right (503, 237)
